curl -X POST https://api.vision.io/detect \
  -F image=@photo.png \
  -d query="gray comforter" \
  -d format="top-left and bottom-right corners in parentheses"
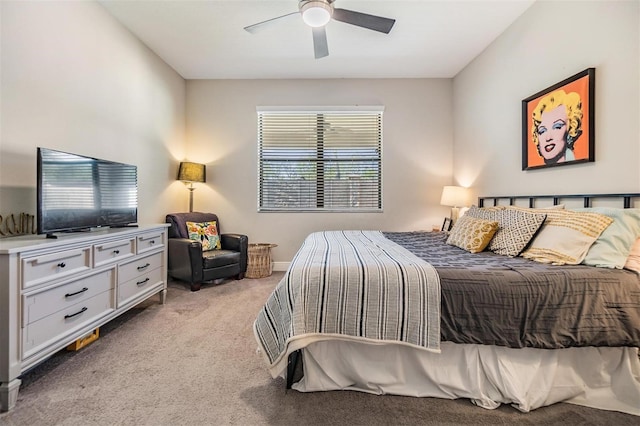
top-left (385, 231), bottom-right (640, 349)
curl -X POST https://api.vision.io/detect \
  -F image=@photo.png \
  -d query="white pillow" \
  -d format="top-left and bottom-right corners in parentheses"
top-left (624, 238), bottom-right (640, 274)
top-left (573, 208), bottom-right (640, 269)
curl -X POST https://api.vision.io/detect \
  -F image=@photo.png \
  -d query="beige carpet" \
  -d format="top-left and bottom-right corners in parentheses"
top-left (1, 273), bottom-right (638, 426)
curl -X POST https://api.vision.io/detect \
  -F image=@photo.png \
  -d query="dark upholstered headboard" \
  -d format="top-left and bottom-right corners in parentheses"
top-left (478, 193), bottom-right (640, 209)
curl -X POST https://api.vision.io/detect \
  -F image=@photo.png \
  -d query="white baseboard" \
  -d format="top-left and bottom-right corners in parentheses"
top-left (272, 261), bottom-right (290, 272)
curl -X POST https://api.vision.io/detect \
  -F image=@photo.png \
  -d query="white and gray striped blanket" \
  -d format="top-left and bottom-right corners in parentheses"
top-left (254, 230), bottom-right (441, 376)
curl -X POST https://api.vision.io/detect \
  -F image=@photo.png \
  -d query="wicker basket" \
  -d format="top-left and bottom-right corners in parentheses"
top-left (246, 243), bottom-right (278, 279)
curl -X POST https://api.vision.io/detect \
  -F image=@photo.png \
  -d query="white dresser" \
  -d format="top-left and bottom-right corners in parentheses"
top-left (0, 225), bottom-right (168, 412)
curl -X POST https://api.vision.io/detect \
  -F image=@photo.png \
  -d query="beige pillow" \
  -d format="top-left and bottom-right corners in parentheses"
top-left (624, 238), bottom-right (640, 274)
top-left (519, 209), bottom-right (613, 265)
top-left (446, 215), bottom-right (499, 253)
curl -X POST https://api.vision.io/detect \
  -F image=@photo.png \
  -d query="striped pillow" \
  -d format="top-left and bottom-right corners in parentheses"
top-left (518, 209), bottom-right (613, 265)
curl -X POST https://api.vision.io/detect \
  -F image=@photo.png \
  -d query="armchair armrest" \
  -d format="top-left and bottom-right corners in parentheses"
top-left (221, 233), bottom-right (249, 272)
top-left (168, 238), bottom-right (204, 283)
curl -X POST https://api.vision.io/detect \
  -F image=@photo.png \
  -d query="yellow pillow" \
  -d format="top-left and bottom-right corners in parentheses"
top-left (446, 215), bottom-right (499, 253)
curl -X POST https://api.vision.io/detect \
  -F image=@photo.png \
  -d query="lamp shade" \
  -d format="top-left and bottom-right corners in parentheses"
top-left (177, 162), bottom-right (206, 183)
top-left (440, 186), bottom-right (469, 207)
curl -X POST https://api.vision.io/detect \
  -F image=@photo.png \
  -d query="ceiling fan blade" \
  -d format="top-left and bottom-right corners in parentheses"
top-left (332, 8), bottom-right (395, 34)
top-left (244, 11), bottom-right (299, 34)
top-left (312, 26), bottom-right (329, 59)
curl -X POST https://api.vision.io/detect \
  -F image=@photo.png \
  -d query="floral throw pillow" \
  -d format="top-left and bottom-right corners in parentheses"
top-left (186, 221), bottom-right (221, 251)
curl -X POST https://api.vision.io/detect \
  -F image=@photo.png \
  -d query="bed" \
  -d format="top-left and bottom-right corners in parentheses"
top-left (253, 193), bottom-right (640, 415)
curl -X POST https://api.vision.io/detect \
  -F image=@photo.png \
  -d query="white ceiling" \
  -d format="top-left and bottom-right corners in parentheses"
top-left (98, 0), bottom-right (536, 80)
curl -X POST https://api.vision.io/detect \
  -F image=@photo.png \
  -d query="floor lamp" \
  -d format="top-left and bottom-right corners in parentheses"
top-left (177, 161), bottom-right (206, 212)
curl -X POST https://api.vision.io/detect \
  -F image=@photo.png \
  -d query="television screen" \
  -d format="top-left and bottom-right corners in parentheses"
top-left (37, 147), bottom-right (138, 236)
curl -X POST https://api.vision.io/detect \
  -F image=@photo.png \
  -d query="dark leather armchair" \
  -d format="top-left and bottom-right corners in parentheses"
top-left (165, 212), bottom-right (248, 291)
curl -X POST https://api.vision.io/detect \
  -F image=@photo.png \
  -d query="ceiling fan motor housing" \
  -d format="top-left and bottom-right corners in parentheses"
top-left (300, 0), bottom-right (333, 27)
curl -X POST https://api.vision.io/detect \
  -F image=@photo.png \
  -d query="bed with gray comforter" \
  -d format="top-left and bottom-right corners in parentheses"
top-left (254, 229), bottom-right (640, 378)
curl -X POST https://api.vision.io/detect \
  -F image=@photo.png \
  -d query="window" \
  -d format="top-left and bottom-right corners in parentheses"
top-left (257, 107), bottom-right (383, 212)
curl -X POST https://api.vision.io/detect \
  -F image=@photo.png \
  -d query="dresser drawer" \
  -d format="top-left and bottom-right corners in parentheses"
top-left (23, 268), bottom-right (115, 326)
top-left (136, 230), bottom-right (165, 254)
top-left (22, 289), bottom-right (114, 359)
top-left (118, 252), bottom-right (163, 284)
top-left (94, 238), bottom-right (135, 267)
top-left (22, 247), bottom-right (91, 289)
top-left (118, 266), bottom-right (163, 308)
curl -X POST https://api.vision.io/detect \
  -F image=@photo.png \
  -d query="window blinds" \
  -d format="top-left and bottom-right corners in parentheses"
top-left (258, 109), bottom-right (382, 212)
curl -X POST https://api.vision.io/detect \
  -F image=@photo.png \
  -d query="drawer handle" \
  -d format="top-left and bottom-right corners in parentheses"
top-left (64, 306), bottom-right (88, 319)
top-left (137, 278), bottom-right (150, 286)
top-left (150, 240), bottom-right (155, 245)
top-left (113, 249), bottom-right (120, 255)
top-left (137, 263), bottom-right (150, 271)
top-left (65, 287), bottom-right (89, 298)
top-left (57, 262), bottom-right (66, 268)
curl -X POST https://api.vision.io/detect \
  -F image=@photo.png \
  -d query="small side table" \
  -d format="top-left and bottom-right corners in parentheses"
top-left (246, 243), bottom-right (278, 278)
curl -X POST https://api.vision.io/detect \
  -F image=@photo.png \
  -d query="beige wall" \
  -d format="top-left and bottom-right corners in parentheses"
top-left (0, 0), bottom-right (186, 226)
top-left (453, 0), bottom-right (640, 200)
top-left (8, 1), bottom-right (634, 264)
top-left (186, 79), bottom-right (453, 263)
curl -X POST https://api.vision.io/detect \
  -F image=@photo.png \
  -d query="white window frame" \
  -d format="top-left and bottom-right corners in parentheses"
top-left (256, 106), bottom-right (384, 213)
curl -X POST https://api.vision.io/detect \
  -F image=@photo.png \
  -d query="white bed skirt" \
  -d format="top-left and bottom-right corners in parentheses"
top-left (285, 340), bottom-right (640, 415)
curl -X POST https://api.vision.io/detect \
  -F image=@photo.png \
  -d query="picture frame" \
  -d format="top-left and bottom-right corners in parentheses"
top-left (441, 217), bottom-right (452, 232)
top-left (522, 68), bottom-right (595, 170)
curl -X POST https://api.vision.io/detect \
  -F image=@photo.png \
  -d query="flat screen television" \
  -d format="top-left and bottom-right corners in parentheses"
top-left (37, 147), bottom-right (138, 237)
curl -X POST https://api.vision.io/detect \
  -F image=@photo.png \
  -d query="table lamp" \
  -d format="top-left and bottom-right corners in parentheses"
top-left (440, 185), bottom-right (469, 223)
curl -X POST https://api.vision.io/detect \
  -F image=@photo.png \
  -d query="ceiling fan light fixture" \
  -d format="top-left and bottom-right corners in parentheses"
top-left (301, 1), bottom-right (332, 27)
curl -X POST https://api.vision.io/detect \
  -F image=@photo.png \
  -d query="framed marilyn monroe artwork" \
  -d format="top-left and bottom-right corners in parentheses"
top-left (522, 68), bottom-right (595, 170)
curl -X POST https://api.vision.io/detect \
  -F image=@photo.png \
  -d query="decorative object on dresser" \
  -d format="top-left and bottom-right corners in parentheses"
top-left (0, 224), bottom-right (169, 412)
top-left (165, 212), bottom-right (248, 291)
top-left (0, 213), bottom-right (36, 238)
top-left (177, 162), bottom-right (206, 213)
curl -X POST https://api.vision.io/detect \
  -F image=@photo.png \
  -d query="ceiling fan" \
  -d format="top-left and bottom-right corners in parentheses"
top-left (243, 0), bottom-right (396, 59)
